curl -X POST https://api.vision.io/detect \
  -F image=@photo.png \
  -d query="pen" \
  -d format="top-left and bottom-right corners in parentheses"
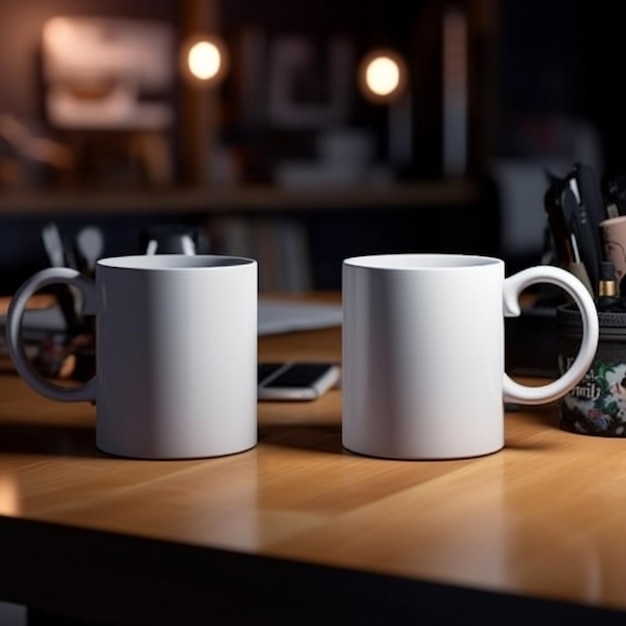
top-left (564, 180), bottom-right (600, 294)
top-left (573, 162), bottom-right (607, 235)
top-left (596, 259), bottom-right (620, 311)
top-left (544, 180), bottom-right (574, 268)
top-left (567, 230), bottom-right (594, 297)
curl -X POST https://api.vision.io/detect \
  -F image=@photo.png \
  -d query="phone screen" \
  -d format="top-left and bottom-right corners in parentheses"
top-left (259, 363), bottom-right (334, 388)
top-left (258, 362), bottom-right (340, 400)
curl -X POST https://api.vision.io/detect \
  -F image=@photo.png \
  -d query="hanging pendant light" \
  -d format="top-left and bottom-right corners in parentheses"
top-left (180, 34), bottom-right (229, 87)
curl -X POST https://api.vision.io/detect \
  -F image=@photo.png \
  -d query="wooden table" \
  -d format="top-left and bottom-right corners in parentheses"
top-left (1, 305), bottom-right (626, 624)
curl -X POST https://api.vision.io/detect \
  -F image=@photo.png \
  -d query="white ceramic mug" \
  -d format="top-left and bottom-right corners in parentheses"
top-left (5, 255), bottom-right (258, 460)
top-left (342, 254), bottom-right (599, 460)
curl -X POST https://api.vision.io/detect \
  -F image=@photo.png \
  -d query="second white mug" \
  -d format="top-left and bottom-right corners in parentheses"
top-left (5, 254), bottom-right (258, 460)
top-left (342, 254), bottom-right (599, 460)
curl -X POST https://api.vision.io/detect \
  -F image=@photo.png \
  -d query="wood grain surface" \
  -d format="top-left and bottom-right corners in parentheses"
top-left (0, 294), bottom-right (624, 623)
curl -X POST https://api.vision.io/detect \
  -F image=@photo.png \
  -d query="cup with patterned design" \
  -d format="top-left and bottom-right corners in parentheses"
top-left (558, 304), bottom-right (626, 436)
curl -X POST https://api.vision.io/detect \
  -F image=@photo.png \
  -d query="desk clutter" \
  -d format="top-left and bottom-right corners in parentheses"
top-left (536, 162), bottom-right (626, 436)
top-left (545, 161), bottom-right (626, 306)
top-left (23, 222), bottom-right (211, 382)
top-left (506, 163), bottom-right (623, 380)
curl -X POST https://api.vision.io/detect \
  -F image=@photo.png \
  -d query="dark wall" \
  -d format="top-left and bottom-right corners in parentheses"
top-left (585, 4), bottom-right (626, 177)
top-left (0, 1), bottom-right (620, 167)
top-left (496, 0), bottom-right (626, 179)
top-left (499, 0), bottom-right (589, 119)
top-left (0, 1), bottom-right (615, 292)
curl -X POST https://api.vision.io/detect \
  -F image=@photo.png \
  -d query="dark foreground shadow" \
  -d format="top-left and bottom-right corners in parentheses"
top-left (0, 419), bottom-right (97, 457)
top-left (258, 422), bottom-right (344, 455)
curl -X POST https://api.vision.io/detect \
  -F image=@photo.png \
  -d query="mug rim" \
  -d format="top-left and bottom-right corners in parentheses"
top-left (97, 254), bottom-right (256, 271)
top-left (600, 215), bottom-right (626, 226)
top-left (343, 253), bottom-right (503, 270)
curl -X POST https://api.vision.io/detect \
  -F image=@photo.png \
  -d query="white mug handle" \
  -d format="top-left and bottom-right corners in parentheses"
top-left (502, 266), bottom-right (599, 404)
top-left (5, 267), bottom-right (97, 402)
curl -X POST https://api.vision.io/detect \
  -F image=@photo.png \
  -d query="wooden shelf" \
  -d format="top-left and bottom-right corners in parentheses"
top-left (0, 180), bottom-right (480, 218)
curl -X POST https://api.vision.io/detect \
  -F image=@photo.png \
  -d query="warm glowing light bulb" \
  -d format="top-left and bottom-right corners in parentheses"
top-left (358, 49), bottom-right (407, 103)
top-left (187, 41), bottom-right (221, 81)
top-left (365, 56), bottom-right (401, 97)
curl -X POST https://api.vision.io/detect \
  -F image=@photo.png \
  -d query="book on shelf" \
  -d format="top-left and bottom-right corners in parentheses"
top-left (212, 215), bottom-right (313, 292)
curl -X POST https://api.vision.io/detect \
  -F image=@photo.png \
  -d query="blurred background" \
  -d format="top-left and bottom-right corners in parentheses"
top-left (0, 0), bottom-right (618, 293)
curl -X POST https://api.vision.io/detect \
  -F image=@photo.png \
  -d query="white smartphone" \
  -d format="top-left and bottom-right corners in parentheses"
top-left (258, 362), bottom-right (341, 401)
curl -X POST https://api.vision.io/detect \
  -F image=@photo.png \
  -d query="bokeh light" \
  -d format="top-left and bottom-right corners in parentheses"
top-left (358, 49), bottom-right (408, 103)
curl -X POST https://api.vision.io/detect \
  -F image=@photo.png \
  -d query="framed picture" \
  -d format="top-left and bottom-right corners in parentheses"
top-left (267, 35), bottom-right (354, 129)
top-left (42, 16), bottom-right (175, 130)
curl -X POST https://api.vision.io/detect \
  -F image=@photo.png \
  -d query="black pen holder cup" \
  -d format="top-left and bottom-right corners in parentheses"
top-left (557, 304), bottom-right (626, 436)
